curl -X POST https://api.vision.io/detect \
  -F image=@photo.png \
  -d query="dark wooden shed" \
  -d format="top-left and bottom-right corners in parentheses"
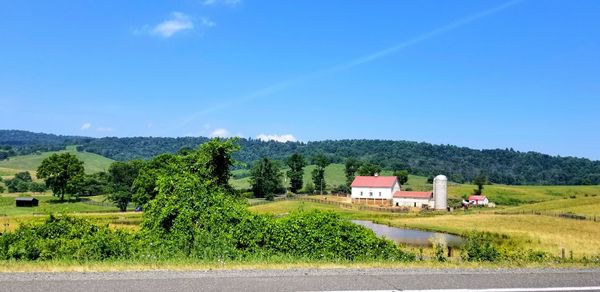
top-left (16, 197), bottom-right (39, 207)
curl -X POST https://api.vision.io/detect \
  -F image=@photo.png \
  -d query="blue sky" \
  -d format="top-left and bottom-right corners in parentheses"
top-left (1, 0), bottom-right (599, 159)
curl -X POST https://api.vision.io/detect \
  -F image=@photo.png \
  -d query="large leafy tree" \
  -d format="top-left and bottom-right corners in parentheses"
top-left (5, 171), bottom-right (33, 193)
top-left (473, 173), bottom-right (488, 195)
top-left (286, 153), bottom-right (306, 193)
top-left (250, 157), bottom-right (283, 200)
top-left (344, 158), bottom-right (362, 187)
top-left (132, 138), bottom-right (241, 207)
top-left (37, 153), bottom-right (84, 201)
top-left (132, 153), bottom-right (180, 207)
top-left (311, 154), bottom-right (330, 195)
top-left (70, 172), bottom-right (109, 197)
top-left (393, 170), bottom-right (409, 186)
top-left (356, 162), bottom-right (382, 176)
top-left (107, 160), bottom-right (144, 211)
top-left (193, 138), bottom-right (240, 187)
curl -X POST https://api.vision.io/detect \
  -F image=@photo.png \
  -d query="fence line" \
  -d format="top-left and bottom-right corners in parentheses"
top-left (495, 210), bottom-right (598, 222)
top-left (80, 198), bottom-right (135, 209)
top-left (294, 196), bottom-right (411, 213)
top-left (246, 196), bottom-right (290, 206)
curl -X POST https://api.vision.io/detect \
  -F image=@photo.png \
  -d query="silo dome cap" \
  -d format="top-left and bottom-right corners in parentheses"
top-left (434, 175), bottom-right (447, 181)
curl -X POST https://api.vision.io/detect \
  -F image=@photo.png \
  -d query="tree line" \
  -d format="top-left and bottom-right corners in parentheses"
top-left (2, 130), bottom-right (600, 185)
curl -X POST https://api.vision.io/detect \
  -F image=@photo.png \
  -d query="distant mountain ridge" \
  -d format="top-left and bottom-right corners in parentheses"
top-left (1, 129), bottom-right (599, 185)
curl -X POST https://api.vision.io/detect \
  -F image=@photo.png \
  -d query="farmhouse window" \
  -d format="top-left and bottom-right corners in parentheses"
top-left (369, 192), bottom-right (373, 197)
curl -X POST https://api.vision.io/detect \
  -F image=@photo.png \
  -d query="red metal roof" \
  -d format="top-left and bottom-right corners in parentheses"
top-left (351, 176), bottom-right (397, 188)
top-left (393, 191), bottom-right (432, 199)
top-left (468, 195), bottom-right (487, 201)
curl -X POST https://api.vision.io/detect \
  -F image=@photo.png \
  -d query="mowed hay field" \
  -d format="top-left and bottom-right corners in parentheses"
top-left (0, 212), bottom-right (143, 233)
top-left (501, 195), bottom-right (600, 217)
top-left (0, 146), bottom-right (114, 176)
top-left (378, 213), bottom-right (600, 257)
top-left (448, 184), bottom-right (600, 205)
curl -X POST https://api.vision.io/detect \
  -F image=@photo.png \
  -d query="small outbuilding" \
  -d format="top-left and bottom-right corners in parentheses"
top-left (16, 197), bottom-right (39, 207)
top-left (468, 195), bottom-right (489, 206)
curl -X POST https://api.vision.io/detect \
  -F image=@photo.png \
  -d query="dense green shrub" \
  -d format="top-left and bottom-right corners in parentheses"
top-left (462, 232), bottom-right (501, 262)
top-left (268, 211), bottom-right (414, 261)
top-left (0, 215), bottom-right (139, 261)
top-left (140, 167), bottom-right (413, 261)
top-left (462, 231), bottom-right (551, 262)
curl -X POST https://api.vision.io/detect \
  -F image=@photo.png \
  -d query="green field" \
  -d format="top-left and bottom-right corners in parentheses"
top-left (500, 195), bottom-right (600, 217)
top-left (0, 146), bottom-right (114, 177)
top-left (0, 194), bottom-right (120, 216)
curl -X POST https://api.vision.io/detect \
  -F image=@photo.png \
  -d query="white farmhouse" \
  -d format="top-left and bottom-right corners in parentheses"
top-left (350, 175), bottom-right (400, 206)
top-left (350, 174), bottom-right (448, 210)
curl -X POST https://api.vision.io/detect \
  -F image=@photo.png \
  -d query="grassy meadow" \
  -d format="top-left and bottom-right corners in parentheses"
top-left (0, 145), bottom-right (113, 177)
top-left (0, 194), bottom-right (120, 216)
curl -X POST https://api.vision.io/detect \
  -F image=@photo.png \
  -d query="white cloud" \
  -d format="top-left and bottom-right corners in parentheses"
top-left (210, 128), bottom-right (231, 138)
top-left (80, 123), bottom-right (91, 130)
top-left (151, 12), bottom-right (194, 38)
top-left (257, 134), bottom-right (297, 143)
top-left (203, 0), bottom-right (241, 7)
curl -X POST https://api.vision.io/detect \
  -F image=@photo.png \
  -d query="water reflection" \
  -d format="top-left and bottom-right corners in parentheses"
top-left (352, 220), bottom-right (464, 247)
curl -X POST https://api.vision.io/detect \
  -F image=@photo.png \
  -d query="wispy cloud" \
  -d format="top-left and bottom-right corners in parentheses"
top-left (203, 0), bottom-right (241, 7)
top-left (133, 12), bottom-right (212, 38)
top-left (80, 123), bottom-right (91, 130)
top-left (152, 12), bottom-right (194, 38)
top-left (210, 128), bottom-right (231, 138)
top-left (257, 134), bottom-right (298, 143)
top-left (174, 0), bottom-right (524, 128)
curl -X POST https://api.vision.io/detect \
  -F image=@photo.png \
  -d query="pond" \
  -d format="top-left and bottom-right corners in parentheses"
top-left (352, 220), bottom-right (465, 247)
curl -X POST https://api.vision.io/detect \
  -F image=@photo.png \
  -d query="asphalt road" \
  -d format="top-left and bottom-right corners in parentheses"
top-left (0, 268), bottom-right (599, 292)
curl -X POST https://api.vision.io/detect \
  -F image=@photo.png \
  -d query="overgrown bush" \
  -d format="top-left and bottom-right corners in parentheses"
top-left (462, 231), bottom-right (550, 262)
top-left (0, 215), bottom-right (139, 261)
top-left (268, 211), bottom-right (414, 261)
top-left (462, 232), bottom-right (501, 262)
top-left (140, 169), bottom-right (414, 261)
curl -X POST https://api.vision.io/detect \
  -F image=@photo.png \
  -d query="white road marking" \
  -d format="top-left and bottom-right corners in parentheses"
top-left (315, 287), bottom-right (600, 292)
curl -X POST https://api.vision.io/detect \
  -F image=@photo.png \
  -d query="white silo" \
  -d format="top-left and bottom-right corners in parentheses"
top-left (433, 175), bottom-right (448, 210)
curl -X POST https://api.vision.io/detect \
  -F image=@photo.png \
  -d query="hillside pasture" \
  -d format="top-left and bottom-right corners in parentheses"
top-left (448, 184), bottom-right (600, 206)
top-left (500, 195), bottom-right (600, 217)
top-left (0, 146), bottom-right (114, 175)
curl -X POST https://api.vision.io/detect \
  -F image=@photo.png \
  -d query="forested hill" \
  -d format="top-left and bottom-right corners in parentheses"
top-left (1, 130), bottom-right (599, 185)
